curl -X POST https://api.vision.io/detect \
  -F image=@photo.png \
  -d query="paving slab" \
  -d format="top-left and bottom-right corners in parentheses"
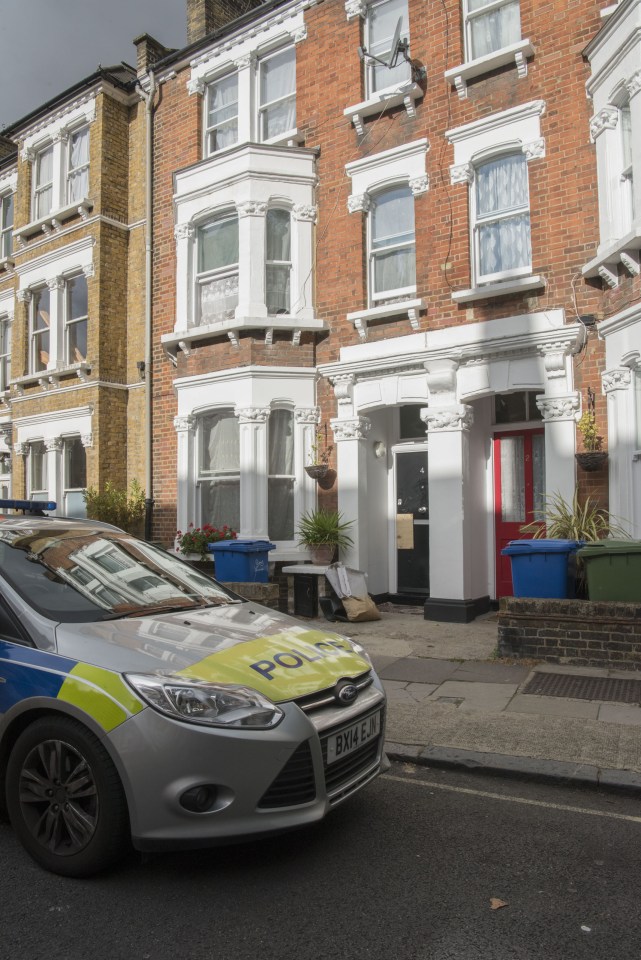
top-left (506, 694), bottom-right (600, 720)
top-left (449, 661), bottom-right (532, 684)
top-left (378, 657), bottom-right (459, 684)
top-left (428, 680), bottom-right (519, 712)
top-left (597, 703), bottom-right (641, 726)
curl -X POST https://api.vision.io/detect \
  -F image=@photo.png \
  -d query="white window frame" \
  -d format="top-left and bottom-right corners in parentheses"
top-left (257, 45), bottom-right (297, 145)
top-left (471, 149), bottom-right (532, 286)
top-left (29, 440), bottom-right (48, 500)
top-left (265, 207), bottom-right (293, 316)
top-left (66, 125), bottom-right (90, 205)
top-left (0, 314), bottom-right (11, 392)
top-left (364, 0), bottom-right (411, 99)
top-left (267, 405), bottom-right (296, 542)
top-left (29, 286), bottom-right (51, 375)
top-left (62, 435), bottom-right (87, 517)
top-left (33, 143), bottom-right (55, 221)
top-left (196, 212), bottom-right (240, 325)
top-left (64, 273), bottom-right (88, 365)
top-left (197, 408), bottom-right (241, 532)
top-left (463, 0), bottom-right (521, 64)
top-left (0, 451), bottom-right (11, 501)
top-left (1, 191), bottom-right (13, 260)
top-left (204, 71), bottom-right (239, 157)
top-left (367, 184), bottom-right (417, 304)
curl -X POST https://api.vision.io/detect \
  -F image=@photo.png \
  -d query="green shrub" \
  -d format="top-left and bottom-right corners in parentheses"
top-left (84, 480), bottom-right (146, 535)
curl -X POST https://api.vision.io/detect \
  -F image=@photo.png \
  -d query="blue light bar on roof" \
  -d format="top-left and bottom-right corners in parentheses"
top-left (0, 499), bottom-right (57, 514)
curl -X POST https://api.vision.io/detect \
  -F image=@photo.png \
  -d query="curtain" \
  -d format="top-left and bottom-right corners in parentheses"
top-left (36, 147), bottom-right (54, 218)
top-left (68, 128), bottom-right (89, 201)
top-left (260, 47), bottom-right (296, 139)
top-left (372, 187), bottom-right (416, 294)
top-left (468, 0), bottom-right (520, 59)
top-left (476, 155), bottom-right (530, 277)
top-left (33, 289), bottom-right (50, 371)
top-left (500, 435), bottom-right (525, 523)
top-left (65, 437), bottom-right (87, 489)
top-left (369, 0), bottom-right (410, 91)
top-left (199, 217), bottom-right (239, 322)
top-left (1, 193), bottom-right (13, 258)
top-left (200, 412), bottom-right (240, 530)
top-left (67, 275), bottom-right (88, 362)
top-left (266, 210), bottom-right (291, 314)
top-left (268, 409), bottom-right (294, 540)
top-left (31, 441), bottom-right (47, 494)
top-left (208, 74), bottom-right (238, 151)
top-left (531, 434), bottom-right (546, 522)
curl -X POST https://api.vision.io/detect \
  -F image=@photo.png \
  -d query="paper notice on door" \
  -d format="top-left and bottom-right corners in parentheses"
top-left (396, 514), bottom-right (414, 550)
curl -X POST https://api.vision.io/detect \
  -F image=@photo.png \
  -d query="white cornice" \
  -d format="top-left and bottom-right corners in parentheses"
top-left (12, 405), bottom-right (93, 428)
top-left (174, 365), bottom-right (319, 390)
top-left (445, 100), bottom-right (546, 143)
top-left (598, 300), bottom-right (641, 337)
top-left (346, 139), bottom-right (429, 178)
top-left (14, 235), bottom-right (94, 282)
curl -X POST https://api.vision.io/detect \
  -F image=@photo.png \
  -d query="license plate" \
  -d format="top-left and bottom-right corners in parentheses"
top-left (326, 711), bottom-right (381, 765)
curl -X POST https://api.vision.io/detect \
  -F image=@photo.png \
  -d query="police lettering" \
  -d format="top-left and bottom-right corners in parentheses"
top-left (250, 639), bottom-right (349, 680)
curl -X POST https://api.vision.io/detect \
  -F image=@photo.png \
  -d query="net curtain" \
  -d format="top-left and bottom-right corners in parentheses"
top-left (468, 0), bottom-right (520, 59)
top-left (476, 154), bottom-right (530, 278)
top-left (200, 411), bottom-right (240, 531)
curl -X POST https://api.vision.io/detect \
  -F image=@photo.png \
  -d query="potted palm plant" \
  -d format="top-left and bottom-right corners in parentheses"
top-left (296, 507), bottom-right (354, 565)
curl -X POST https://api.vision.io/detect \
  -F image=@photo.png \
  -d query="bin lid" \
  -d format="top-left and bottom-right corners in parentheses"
top-left (502, 539), bottom-right (582, 556)
top-left (207, 539), bottom-right (276, 553)
top-left (577, 539), bottom-right (641, 558)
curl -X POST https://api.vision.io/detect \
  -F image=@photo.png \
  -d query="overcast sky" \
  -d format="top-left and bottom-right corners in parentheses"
top-left (0, 0), bottom-right (187, 131)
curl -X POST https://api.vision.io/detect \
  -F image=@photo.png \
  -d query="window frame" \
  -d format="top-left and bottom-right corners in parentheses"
top-left (257, 45), bottom-right (297, 144)
top-left (367, 183), bottom-right (417, 305)
top-left (0, 192), bottom-right (13, 260)
top-left (196, 212), bottom-right (240, 325)
top-left (265, 207), bottom-right (293, 316)
top-left (29, 440), bottom-right (48, 500)
top-left (267, 406), bottom-right (296, 542)
top-left (197, 408), bottom-right (241, 531)
top-left (66, 125), bottom-right (90, 205)
top-left (463, 0), bottom-right (522, 64)
top-left (204, 71), bottom-right (240, 157)
top-left (364, 0), bottom-right (411, 98)
top-left (32, 143), bottom-right (55, 221)
top-left (64, 273), bottom-right (88, 365)
top-left (0, 314), bottom-right (10, 392)
top-left (62, 435), bottom-right (87, 517)
top-left (29, 286), bottom-right (51, 374)
top-left (471, 150), bottom-right (532, 286)
top-left (618, 99), bottom-right (636, 233)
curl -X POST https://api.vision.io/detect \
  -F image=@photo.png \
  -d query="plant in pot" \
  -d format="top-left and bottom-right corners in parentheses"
top-left (305, 432), bottom-right (333, 481)
top-left (575, 399), bottom-right (608, 472)
top-left (175, 523), bottom-right (237, 560)
top-left (296, 508), bottom-right (353, 565)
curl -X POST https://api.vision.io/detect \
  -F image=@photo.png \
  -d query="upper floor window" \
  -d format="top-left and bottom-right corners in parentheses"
top-left (365, 0), bottom-right (410, 96)
top-left (205, 73), bottom-right (239, 155)
top-left (620, 100), bottom-right (636, 232)
top-left (67, 127), bottom-right (89, 204)
top-left (464, 0), bottom-right (521, 61)
top-left (1, 193), bottom-right (13, 259)
top-left (199, 410), bottom-right (240, 531)
top-left (29, 287), bottom-right (50, 374)
top-left (266, 209), bottom-right (292, 315)
top-left (369, 185), bottom-right (416, 303)
top-left (197, 214), bottom-right (239, 324)
top-left (34, 145), bottom-right (54, 220)
top-left (473, 152), bottom-right (531, 284)
top-left (65, 274), bottom-right (88, 364)
top-left (268, 408), bottom-right (295, 541)
top-left (0, 315), bottom-right (11, 392)
top-left (258, 46), bottom-right (296, 142)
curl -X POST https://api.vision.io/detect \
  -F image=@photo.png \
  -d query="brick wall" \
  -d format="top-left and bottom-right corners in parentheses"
top-left (498, 597), bottom-right (641, 670)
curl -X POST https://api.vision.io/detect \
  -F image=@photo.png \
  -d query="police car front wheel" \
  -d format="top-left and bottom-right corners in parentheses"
top-left (6, 715), bottom-right (130, 877)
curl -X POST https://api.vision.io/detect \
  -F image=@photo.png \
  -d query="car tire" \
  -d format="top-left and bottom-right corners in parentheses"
top-left (6, 715), bottom-right (130, 877)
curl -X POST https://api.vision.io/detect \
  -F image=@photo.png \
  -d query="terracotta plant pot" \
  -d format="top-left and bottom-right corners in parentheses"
top-left (309, 544), bottom-right (335, 565)
top-left (575, 451), bottom-right (608, 472)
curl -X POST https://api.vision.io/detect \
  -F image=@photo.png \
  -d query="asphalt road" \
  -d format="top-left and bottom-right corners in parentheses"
top-left (1, 763), bottom-right (641, 960)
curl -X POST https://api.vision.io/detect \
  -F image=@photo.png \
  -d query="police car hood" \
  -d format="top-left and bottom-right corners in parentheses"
top-left (55, 602), bottom-right (370, 702)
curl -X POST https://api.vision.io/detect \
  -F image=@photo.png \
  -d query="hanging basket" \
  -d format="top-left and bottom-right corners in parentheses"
top-left (305, 464), bottom-right (330, 481)
top-left (575, 451), bottom-right (608, 472)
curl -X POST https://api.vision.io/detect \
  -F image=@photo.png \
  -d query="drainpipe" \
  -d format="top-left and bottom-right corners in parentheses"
top-left (137, 70), bottom-right (156, 541)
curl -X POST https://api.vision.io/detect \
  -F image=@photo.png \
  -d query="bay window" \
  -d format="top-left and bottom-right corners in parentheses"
top-left (268, 408), bottom-right (295, 541)
top-left (197, 214), bottom-right (239, 323)
top-left (30, 288), bottom-right (51, 373)
top-left (365, 0), bottom-right (410, 96)
top-left (464, 0), bottom-right (521, 61)
top-left (1, 192), bottom-right (13, 259)
top-left (199, 410), bottom-right (240, 531)
top-left (258, 46), bottom-right (296, 142)
top-left (266, 209), bottom-right (292, 315)
top-left (474, 152), bottom-right (531, 283)
top-left (369, 185), bottom-right (416, 302)
top-left (205, 73), bottom-right (239, 155)
top-left (65, 274), bottom-right (88, 364)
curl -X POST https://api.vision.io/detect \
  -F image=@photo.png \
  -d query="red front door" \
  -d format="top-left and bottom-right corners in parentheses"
top-left (494, 429), bottom-right (545, 598)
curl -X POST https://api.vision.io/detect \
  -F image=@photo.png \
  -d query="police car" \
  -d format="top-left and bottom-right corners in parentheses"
top-left (0, 501), bottom-right (386, 876)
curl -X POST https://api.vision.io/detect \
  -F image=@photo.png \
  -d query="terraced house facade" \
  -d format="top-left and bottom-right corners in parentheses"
top-left (0, 64), bottom-right (150, 519)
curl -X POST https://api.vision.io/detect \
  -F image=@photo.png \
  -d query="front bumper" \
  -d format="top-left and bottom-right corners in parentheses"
top-left (107, 678), bottom-right (386, 851)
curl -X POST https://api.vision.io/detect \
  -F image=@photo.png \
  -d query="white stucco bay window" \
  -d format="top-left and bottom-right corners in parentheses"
top-left (164, 143), bottom-right (325, 357)
top-left (15, 235), bottom-right (93, 385)
top-left (16, 99), bottom-right (95, 243)
top-left (173, 367), bottom-right (320, 557)
top-left (447, 101), bottom-right (546, 302)
top-left (583, 0), bottom-right (641, 288)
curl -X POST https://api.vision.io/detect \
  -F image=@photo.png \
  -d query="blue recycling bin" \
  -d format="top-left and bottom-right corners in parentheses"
top-left (207, 540), bottom-right (276, 583)
top-left (501, 539), bottom-right (582, 599)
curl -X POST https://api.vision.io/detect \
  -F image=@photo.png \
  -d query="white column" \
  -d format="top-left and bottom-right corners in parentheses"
top-left (603, 367), bottom-right (635, 534)
top-left (174, 224), bottom-right (195, 329)
top-left (589, 109), bottom-right (618, 248)
top-left (52, 131), bottom-right (67, 211)
top-left (535, 394), bottom-right (580, 505)
top-left (422, 404), bottom-right (474, 602)
top-left (292, 205), bottom-right (317, 321)
top-left (47, 276), bottom-right (64, 368)
top-left (44, 437), bottom-right (63, 513)
top-left (295, 406), bottom-right (321, 525)
top-left (173, 416), bottom-right (196, 543)
top-left (236, 406), bottom-right (270, 539)
top-left (236, 201), bottom-right (268, 321)
top-left (235, 54), bottom-right (256, 142)
top-left (331, 416), bottom-right (371, 570)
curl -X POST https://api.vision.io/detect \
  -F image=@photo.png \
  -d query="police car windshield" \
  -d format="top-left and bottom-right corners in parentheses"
top-left (0, 527), bottom-right (237, 623)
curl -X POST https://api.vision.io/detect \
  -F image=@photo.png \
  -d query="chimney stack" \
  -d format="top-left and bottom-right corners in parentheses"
top-left (133, 34), bottom-right (174, 77)
top-left (186, 0), bottom-right (263, 45)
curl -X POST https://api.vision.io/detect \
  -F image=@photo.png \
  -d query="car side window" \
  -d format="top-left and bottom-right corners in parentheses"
top-left (0, 597), bottom-right (30, 644)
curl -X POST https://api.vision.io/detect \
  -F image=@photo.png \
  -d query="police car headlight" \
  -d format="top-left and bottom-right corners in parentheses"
top-left (125, 674), bottom-right (283, 729)
top-left (344, 638), bottom-right (373, 667)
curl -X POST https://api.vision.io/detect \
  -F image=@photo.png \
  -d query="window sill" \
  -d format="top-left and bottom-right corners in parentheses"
top-left (444, 39), bottom-right (535, 99)
top-left (346, 297), bottom-right (424, 340)
top-left (344, 81), bottom-right (423, 135)
top-left (162, 313), bottom-right (328, 360)
top-left (14, 200), bottom-right (93, 244)
top-left (452, 275), bottom-right (545, 304)
top-left (582, 226), bottom-right (641, 288)
top-left (0, 257), bottom-right (14, 273)
top-left (11, 361), bottom-right (92, 394)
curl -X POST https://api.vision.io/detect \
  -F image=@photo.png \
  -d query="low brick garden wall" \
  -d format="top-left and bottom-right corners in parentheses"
top-left (498, 598), bottom-right (641, 671)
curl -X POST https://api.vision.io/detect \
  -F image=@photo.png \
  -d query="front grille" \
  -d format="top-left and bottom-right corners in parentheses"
top-left (257, 739), bottom-right (316, 809)
top-left (294, 671), bottom-right (373, 714)
top-left (320, 705), bottom-right (385, 801)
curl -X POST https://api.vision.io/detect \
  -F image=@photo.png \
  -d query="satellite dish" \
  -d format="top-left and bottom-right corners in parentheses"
top-left (388, 17), bottom-right (402, 66)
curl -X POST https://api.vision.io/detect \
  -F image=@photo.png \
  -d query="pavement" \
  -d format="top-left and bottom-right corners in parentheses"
top-left (306, 604), bottom-right (641, 793)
